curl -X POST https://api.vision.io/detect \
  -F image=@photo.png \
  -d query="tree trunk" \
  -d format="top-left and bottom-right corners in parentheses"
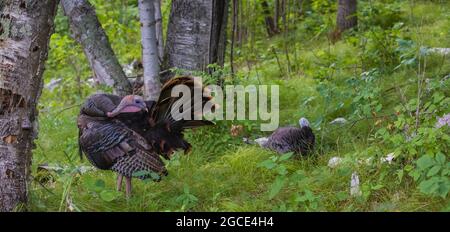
top-left (235, 0), bottom-right (240, 46)
top-left (163, 0), bottom-right (229, 82)
top-left (230, 0), bottom-right (237, 79)
top-left (154, 0), bottom-right (164, 62)
top-left (213, 0), bottom-right (229, 74)
top-left (236, 0), bottom-right (246, 47)
top-left (138, 0), bottom-right (161, 101)
top-left (336, 0), bottom-right (357, 32)
top-left (274, 0), bottom-right (280, 32)
top-left (261, 0), bottom-right (278, 37)
top-left (296, 0), bottom-right (304, 17)
top-left (281, 0), bottom-right (287, 32)
top-left (0, 0), bottom-right (58, 212)
top-left (61, 0), bottom-right (132, 96)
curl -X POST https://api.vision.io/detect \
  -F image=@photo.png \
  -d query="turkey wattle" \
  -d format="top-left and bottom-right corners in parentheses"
top-left (258, 117), bottom-right (315, 155)
top-left (77, 76), bottom-right (214, 197)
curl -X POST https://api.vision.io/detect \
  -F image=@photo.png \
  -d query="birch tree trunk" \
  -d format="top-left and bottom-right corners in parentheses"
top-left (336, 0), bottom-right (357, 32)
top-left (61, 0), bottom-right (132, 96)
top-left (163, 0), bottom-right (229, 82)
top-left (0, 0), bottom-right (58, 211)
top-left (154, 0), bottom-right (164, 62)
top-left (138, 0), bottom-right (161, 101)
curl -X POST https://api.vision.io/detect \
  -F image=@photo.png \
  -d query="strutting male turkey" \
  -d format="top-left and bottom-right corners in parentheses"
top-left (255, 118), bottom-right (315, 155)
top-left (77, 76), bottom-right (214, 197)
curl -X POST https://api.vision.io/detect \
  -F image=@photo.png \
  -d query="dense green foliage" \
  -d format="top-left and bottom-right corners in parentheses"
top-left (30, 0), bottom-right (449, 211)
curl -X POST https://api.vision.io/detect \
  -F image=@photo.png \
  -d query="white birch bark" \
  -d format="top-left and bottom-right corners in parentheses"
top-left (154, 0), bottom-right (164, 62)
top-left (138, 0), bottom-right (161, 101)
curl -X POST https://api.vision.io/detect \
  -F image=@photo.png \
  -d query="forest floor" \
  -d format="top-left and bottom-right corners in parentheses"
top-left (29, 1), bottom-right (449, 211)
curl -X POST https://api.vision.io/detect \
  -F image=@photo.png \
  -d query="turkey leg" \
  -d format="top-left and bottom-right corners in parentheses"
top-left (117, 174), bottom-right (123, 191)
top-left (125, 177), bottom-right (132, 198)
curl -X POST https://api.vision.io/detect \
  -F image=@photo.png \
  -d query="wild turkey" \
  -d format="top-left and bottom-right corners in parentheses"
top-left (256, 117), bottom-right (315, 155)
top-left (77, 76), bottom-right (214, 197)
top-left (136, 76), bottom-right (214, 159)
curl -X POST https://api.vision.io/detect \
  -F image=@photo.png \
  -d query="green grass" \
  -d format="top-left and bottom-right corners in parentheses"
top-left (29, 1), bottom-right (450, 212)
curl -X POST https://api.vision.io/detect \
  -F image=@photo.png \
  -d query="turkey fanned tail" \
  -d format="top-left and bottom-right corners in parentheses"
top-left (144, 76), bottom-right (215, 158)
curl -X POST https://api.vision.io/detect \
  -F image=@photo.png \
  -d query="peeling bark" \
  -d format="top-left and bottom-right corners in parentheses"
top-left (61, 0), bottom-right (132, 96)
top-left (138, 0), bottom-right (161, 101)
top-left (0, 0), bottom-right (58, 211)
top-left (163, 0), bottom-right (229, 82)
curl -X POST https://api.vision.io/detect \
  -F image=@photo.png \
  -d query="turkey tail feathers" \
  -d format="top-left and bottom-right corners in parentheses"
top-left (143, 76), bottom-right (215, 158)
top-left (151, 76), bottom-right (215, 131)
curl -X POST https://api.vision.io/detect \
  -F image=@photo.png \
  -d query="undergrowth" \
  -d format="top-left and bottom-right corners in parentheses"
top-left (29, 0), bottom-right (449, 212)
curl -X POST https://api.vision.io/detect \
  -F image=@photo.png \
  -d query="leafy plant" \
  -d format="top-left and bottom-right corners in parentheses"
top-left (175, 185), bottom-right (199, 211)
top-left (258, 152), bottom-right (293, 199)
top-left (411, 153), bottom-right (450, 198)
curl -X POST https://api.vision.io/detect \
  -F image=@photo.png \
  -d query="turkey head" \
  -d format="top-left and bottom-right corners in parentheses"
top-left (107, 95), bottom-right (147, 117)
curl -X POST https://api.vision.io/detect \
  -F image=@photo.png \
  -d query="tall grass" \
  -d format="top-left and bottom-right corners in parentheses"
top-left (29, 1), bottom-right (450, 212)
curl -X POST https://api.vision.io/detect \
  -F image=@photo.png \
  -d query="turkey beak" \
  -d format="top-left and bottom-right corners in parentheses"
top-left (139, 102), bottom-right (148, 112)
